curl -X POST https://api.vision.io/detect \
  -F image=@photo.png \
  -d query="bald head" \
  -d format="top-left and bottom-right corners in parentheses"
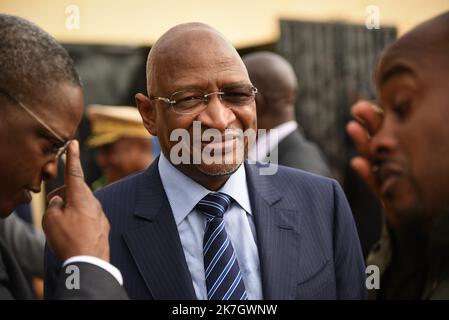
top-left (243, 52), bottom-right (298, 106)
top-left (146, 22), bottom-right (245, 97)
top-left (242, 52), bottom-right (297, 128)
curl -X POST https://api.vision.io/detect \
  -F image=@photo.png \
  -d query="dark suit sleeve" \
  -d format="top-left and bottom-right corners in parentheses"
top-left (53, 262), bottom-right (128, 300)
top-left (332, 180), bottom-right (367, 299)
top-left (0, 238), bottom-right (33, 300)
top-left (44, 245), bottom-right (128, 300)
top-left (0, 213), bottom-right (45, 277)
top-left (44, 243), bottom-right (62, 299)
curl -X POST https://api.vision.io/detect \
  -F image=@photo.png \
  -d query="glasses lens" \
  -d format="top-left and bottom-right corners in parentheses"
top-left (171, 90), bottom-right (206, 114)
top-left (170, 85), bottom-right (257, 114)
top-left (221, 84), bottom-right (257, 107)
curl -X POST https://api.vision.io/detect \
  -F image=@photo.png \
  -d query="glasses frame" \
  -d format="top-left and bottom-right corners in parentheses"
top-left (150, 84), bottom-right (258, 115)
top-left (0, 87), bottom-right (71, 160)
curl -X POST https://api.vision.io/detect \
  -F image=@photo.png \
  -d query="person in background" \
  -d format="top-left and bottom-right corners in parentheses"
top-left (86, 105), bottom-right (154, 190)
top-left (243, 51), bottom-right (332, 177)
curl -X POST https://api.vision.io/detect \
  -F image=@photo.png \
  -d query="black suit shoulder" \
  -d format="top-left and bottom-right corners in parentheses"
top-left (276, 130), bottom-right (332, 177)
top-left (0, 238), bottom-right (33, 299)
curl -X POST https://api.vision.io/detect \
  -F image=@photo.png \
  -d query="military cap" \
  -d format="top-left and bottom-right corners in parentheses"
top-left (86, 105), bottom-right (150, 148)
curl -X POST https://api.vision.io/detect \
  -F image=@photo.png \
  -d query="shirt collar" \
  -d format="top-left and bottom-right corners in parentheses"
top-left (158, 153), bottom-right (252, 226)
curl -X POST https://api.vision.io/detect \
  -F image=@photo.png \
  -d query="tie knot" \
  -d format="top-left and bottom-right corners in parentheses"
top-left (196, 192), bottom-right (232, 219)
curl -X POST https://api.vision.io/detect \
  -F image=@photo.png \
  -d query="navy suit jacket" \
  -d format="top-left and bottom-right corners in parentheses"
top-left (45, 160), bottom-right (366, 299)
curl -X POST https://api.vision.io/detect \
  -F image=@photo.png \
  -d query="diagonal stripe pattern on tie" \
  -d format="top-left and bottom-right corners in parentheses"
top-left (196, 192), bottom-right (248, 300)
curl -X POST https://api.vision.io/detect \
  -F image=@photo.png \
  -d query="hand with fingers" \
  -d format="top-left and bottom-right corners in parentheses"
top-left (346, 100), bottom-right (384, 195)
top-left (346, 100), bottom-right (400, 226)
top-left (42, 140), bottom-right (110, 262)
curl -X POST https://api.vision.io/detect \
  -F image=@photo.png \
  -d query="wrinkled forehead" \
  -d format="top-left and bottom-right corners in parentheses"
top-left (149, 28), bottom-right (249, 93)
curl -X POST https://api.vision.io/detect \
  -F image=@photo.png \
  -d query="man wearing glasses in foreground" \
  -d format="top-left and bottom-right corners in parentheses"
top-left (0, 14), bottom-right (127, 299)
top-left (46, 22), bottom-right (366, 300)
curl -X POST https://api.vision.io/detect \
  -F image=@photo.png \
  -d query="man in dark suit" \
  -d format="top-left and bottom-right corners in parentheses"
top-left (0, 14), bottom-right (127, 299)
top-left (244, 52), bottom-right (332, 177)
top-left (45, 22), bottom-right (366, 300)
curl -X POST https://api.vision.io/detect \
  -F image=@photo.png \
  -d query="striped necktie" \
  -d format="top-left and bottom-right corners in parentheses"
top-left (196, 192), bottom-right (248, 300)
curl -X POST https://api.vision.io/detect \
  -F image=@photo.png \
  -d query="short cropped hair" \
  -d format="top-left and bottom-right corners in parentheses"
top-left (0, 14), bottom-right (81, 103)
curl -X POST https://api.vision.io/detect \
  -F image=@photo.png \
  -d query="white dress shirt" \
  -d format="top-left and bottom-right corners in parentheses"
top-left (158, 153), bottom-right (263, 300)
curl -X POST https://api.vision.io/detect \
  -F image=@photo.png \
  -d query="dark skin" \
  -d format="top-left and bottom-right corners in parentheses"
top-left (347, 12), bottom-right (449, 230)
top-left (0, 83), bottom-right (82, 217)
top-left (243, 52), bottom-right (298, 130)
top-left (0, 81), bottom-right (111, 261)
top-left (44, 140), bottom-right (111, 261)
top-left (136, 24), bottom-right (257, 191)
top-left (96, 137), bottom-right (153, 183)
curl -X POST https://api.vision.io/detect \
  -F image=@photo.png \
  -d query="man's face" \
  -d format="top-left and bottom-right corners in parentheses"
top-left (0, 83), bottom-right (83, 217)
top-left (142, 32), bottom-right (257, 186)
top-left (96, 138), bottom-right (151, 183)
top-left (373, 49), bottom-right (449, 226)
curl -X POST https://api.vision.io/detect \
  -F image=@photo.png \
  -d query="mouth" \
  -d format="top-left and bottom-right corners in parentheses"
top-left (26, 185), bottom-right (41, 193)
top-left (187, 135), bottom-right (245, 166)
top-left (200, 137), bottom-right (238, 151)
top-left (376, 163), bottom-right (403, 197)
top-left (194, 132), bottom-right (244, 152)
top-left (101, 167), bottom-right (112, 175)
top-left (23, 185), bottom-right (41, 201)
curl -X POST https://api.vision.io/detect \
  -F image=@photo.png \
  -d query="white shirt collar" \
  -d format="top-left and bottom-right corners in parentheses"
top-left (158, 153), bottom-right (252, 226)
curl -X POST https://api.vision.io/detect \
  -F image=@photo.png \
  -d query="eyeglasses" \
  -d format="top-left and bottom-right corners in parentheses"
top-left (150, 84), bottom-right (258, 115)
top-left (0, 88), bottom-right (71, 160)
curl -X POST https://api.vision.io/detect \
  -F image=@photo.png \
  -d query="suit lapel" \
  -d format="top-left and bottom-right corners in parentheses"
top-left (245, 162), bottom-right (302, 299)
top-left (123, 161), bottom-right (196, 299)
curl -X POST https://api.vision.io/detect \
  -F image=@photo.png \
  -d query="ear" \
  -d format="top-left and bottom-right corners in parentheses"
top-left (136, 93), bottom-right (157, 136)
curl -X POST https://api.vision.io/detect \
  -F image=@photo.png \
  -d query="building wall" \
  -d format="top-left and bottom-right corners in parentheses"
top-left (1, 0), bottom-right (448, 47)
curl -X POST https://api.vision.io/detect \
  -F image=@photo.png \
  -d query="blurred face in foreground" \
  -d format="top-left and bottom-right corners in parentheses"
top-left (371, 13), bottom-right (449, 227)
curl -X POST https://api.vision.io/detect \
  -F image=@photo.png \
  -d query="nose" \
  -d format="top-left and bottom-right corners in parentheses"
top-left (197, 93), bottom-right (236, 131)
top-left (370, 116), bottom-right (398, 160)
top-left (42, 158), bottom-right (59, 181)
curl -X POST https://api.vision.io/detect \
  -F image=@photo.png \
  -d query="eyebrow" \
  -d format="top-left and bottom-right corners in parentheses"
top-left (39, 130), bottom-right (68, 146)
top-left (380, 64), bottom-right (415, 87)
